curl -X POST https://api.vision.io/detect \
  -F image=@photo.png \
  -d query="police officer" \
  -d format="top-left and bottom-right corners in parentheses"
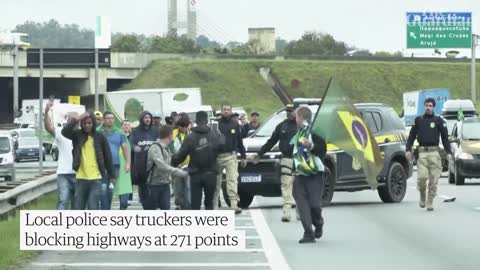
top-left (213, 104), bottom-right (247, 214)
top-left (255, 104), bottom-right (298, 222)
top-left (406, 98), bottom-right (452, 211)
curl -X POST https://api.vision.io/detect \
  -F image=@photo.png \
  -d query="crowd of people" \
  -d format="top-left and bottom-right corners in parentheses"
top-left (46, 100), bottom-right (329, 244)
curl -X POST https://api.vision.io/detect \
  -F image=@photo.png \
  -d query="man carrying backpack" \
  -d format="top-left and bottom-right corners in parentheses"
top-left (173, 111), bottom-right (225, 210)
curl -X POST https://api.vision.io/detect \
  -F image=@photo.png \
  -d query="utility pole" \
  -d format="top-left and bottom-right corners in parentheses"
top-left (39, 48), bottom-right (44, 175)
top-left (471, 34), bottom-right (478, 103)
top-left (95, 48), bottom-right (99, 111)
top-left (13, 45), bottom-right (19, 118)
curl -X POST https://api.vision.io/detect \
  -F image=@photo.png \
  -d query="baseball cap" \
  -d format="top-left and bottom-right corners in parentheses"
top-left (250, 111), bottom-right (260, 117)
top-left (94, 111), bottom-right (103, 118)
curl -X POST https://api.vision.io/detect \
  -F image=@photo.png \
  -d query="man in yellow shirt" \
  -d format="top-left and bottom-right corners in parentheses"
top-left (170, 114), bottom-right (191, 210)
top-left (62, 111), bottom-right (115, 210)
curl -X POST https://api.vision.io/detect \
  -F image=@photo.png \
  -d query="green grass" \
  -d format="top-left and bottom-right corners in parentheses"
top-left (123, 59), bottom-right (480, 116)
top-left (0, 192), bottom-right (56, 270)
top-left (122, 60), bottom-right (282, 120)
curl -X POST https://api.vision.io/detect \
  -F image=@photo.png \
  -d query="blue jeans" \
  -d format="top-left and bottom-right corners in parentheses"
top-left (174, 174), bottom-right (191, 209)
top-left (100, 165), bottom-right (119, 210)
top-left (144, 184), bottom-right (171, 210)
top-left (74, 179), bottom-right (102, 210)
top-left (57, 174), bottom-right (76, 210)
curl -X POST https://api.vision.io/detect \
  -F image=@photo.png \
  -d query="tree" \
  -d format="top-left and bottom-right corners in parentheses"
top-left (275, 38), bottom-right (289, 53)
top-left (287, 31), bottom-right (348, 56)
top-left (147, 35), bottom-right (198, 53)
top-left (14, 19), bottom-right (94, 48)
top-left (111, 34), bottom-right (141, 52)
top-left (196, 35), bottom-right (221, 49)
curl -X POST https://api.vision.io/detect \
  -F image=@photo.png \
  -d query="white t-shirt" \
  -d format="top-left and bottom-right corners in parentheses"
top-left (55, 127), bottom-right (75, 175)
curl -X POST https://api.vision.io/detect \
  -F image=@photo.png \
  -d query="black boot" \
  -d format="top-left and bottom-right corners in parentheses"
top-left (299, 233), bottom-right (315, 244)
top-left (314, 225), bottom-right (323, 239)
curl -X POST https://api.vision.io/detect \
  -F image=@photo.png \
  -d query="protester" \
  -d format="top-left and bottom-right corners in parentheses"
top-left (97, 112), bottom-right (131, 210)
top-left (170, 113), bottom-right (192, 210)
top-left (243, 112), bottom-right (261, 137)
top-left (406, 98), bottom-right (452, 211)
top-left (256, 104), bottom-right (297, 221)
top-left (131, 111), bottom-right (160, 209)
top-left (44, 100), bottom-right (77, 210)
top-left (62, 111), bottom-right (115, 210)
top-left (173, 111), bottom-right (225, 210)
top-left (118, 120), bottom-right (133, 208)
top-left (213, 104), bottom-right (247, 214)
top-left (95, 111), bottom-right (103, 126)
top-left (291, 106), bottom-right (327, 244)
top-left (153, 112), bottom-right (162, 127)
top-left (145, 125), bottom-right (188, 210)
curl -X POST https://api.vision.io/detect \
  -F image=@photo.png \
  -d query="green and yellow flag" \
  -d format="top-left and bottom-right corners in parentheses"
top-left (311, 78), bottom-right (383, 189)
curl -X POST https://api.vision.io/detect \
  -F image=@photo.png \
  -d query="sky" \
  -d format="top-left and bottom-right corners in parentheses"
top-left (1, 0), bottom-right (479, 53)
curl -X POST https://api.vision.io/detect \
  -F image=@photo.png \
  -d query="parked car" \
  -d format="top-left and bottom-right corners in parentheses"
top-left (15, 137), bottom-right (45, 162)
top-left (232, 99), bottom-right (412, 208)
top-left (0, 133), bottom-right (15, 181)
top-left (448, 117), bottom-right (480, 185)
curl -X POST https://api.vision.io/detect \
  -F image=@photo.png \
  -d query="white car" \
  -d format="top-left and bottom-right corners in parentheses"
top-left (0, 133), bottom-right (15, 181)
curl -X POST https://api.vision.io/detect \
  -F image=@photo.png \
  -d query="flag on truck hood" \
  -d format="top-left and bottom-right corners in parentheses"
top-left (310, 78), bottom-right (383, 189)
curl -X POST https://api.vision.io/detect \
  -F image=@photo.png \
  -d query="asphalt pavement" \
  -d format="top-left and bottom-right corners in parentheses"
top-left (21, 172), bottom-right (480, 270)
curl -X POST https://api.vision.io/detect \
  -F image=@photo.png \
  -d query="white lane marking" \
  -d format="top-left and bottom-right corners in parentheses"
top-left (32, 262), bottom-right (270, 267)
top-left (236, 226), bottom-right (256, 229)
top-left (249, 201), bottom-right (291, 270)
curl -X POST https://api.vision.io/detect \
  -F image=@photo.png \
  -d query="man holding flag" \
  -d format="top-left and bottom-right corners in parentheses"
top-left (291, 106), bottom-right (327, 244)
top-left (297, 78), bottom-right (383, 242)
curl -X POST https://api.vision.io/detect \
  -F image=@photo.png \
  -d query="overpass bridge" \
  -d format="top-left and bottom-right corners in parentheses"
top-left (0, 49), bottom-right (188, 122)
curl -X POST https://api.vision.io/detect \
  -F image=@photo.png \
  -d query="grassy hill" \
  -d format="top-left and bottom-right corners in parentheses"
top-left (122, 59), bottom-right (480, 118)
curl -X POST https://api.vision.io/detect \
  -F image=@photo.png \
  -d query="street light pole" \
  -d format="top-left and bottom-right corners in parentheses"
top-left (39, 48), bottom-right (44, 175)
top-left (95, 48), bottom-right (99, 111)
top-left (471, 34), bottom-right (478, 103)
top-left (13, 45), bottom-right (19, 118)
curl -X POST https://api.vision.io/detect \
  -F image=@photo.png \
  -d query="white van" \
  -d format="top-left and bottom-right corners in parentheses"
top-left (0, 133), bottom-right (15, 181)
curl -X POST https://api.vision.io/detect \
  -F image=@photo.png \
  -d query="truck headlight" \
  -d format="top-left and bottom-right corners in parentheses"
top-left (458, 152), bottom-right (474, 160)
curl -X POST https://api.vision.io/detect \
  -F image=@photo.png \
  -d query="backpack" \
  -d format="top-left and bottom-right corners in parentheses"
top-left (190, 131), bottom-right (219, 169)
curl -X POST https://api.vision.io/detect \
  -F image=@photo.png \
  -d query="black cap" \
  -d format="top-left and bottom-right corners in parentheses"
top-left (232, 112), bottom-right (240, 117)
top-left (251, 112), bottom-right (260, 117)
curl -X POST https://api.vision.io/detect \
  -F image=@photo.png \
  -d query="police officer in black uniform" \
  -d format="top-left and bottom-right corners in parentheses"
top-left (213, 104), bottom-right (247, 214)
top-left (406, 97), bottom-right (452, 211)
top-left (256, 104), bottom-right (298, 222)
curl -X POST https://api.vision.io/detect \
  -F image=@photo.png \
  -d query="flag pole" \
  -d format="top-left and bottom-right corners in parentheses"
top-left (309, 77), bottom-right (333, 135)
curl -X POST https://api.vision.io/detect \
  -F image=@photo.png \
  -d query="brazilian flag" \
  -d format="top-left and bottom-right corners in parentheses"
top-left (290, 121), bottom-right (325, 176)
top-left (311, 78), bottom-right (383, 189)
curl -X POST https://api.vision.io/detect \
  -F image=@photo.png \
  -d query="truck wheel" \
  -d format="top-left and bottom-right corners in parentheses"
top-left (238, 191), bottom-right (254, 209)
top-left (455, 166), bottom-right (465, 185)
top-left (322, 166), bottom-right (335, 206)
top-left (378, 162), bottom-right (407, 203)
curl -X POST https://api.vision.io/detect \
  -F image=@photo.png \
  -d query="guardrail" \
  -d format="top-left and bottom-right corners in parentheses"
top-left (0, 174), bottom-right (56, 218)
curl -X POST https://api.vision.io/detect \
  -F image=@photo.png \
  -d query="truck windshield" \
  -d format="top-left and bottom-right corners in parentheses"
top-left (462, 122), bottom-right (480, 140)
top-left (0, 137), bottom-right (11, 154)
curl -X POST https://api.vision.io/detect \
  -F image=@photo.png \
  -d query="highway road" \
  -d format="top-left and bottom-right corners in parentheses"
top-left (21, 171), bottom-right (480, 270)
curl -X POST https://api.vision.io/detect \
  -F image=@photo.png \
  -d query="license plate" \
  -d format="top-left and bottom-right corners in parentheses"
top-left (241, 174), bottom-right (262, 183)
top-left (27, 153), bottom-right (35, 156)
